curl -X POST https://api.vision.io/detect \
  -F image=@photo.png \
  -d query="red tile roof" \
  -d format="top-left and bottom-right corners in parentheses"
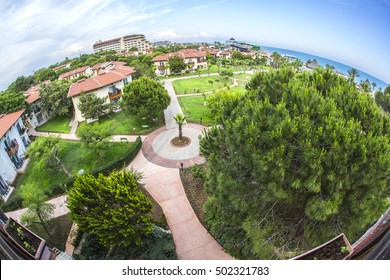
top-left (0, 109), bottom-right (25, 139)
top-left (59, 66), bottom-right (90, 79)
top-left (68, 66), bottom-right (135, 98)
top-left (151, 49), bottom-right (206, 62)
top-left (24, 81), bottom-right (50, 104)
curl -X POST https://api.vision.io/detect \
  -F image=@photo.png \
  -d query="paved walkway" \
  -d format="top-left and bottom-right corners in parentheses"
top-left (7, 74), bottom-right (234, 260)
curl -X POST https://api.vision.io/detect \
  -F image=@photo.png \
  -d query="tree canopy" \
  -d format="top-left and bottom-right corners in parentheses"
top-left (77, 93), bottom-right (110, 120)
top-left (67, 169), bottom-right (154, 247)
top-left (200, 67), bottom-right (390, 259)
top-left (120, 77), bottom-right (170, 119)
top-left (0, 91), bottom-right (28, 114)
top-left (168, 55), bottom-right (187, 74)
top-left (39, 79), bottom-right (72, 118)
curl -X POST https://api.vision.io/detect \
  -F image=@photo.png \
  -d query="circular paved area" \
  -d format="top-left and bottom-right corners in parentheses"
top-left (142, 124), bottom-right (206, 168)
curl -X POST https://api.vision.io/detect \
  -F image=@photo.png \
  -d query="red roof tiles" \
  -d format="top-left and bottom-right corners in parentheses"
top-left (0, 109), bottom-right (25, 139)
top-left (59, 66), bottom-right (90, 79)
top-left (68, 66), bottom-right (135, 98)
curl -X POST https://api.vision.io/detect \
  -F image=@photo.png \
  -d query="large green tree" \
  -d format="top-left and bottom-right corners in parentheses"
top-left (67, 170), bottom-right (154, 247)
top-left (39, 79), bottom-right (72, 118)
top-left (200, 67), bottom-right (390, 259)
top-left (77, 93), bottom-right (110, 120)
top-left (120, 77), bottom-right (170, 119)
top-left (0, 91), bottom-right (28, 114)
top-left (168, 55), bottom-right (187, 74)
top-left (77, 124), bottom-right (111, 160)
top-left (33, 68), bottom-right (58, 83)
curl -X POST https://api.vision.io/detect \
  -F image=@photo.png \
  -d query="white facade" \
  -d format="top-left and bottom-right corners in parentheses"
top-left (0, 117), bottom-right (29, 198)
top-left (93, 34), bottom-right (154, 53)
top-left (72, 76), bottom-right (132, 122)
top-left (27, 100), bottom-right (49, 129)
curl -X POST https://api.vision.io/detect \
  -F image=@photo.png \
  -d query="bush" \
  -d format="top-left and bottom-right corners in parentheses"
top-left (191, 164), bottom-right (206, 181)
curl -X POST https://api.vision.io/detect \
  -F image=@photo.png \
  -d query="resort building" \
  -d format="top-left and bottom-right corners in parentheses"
top-left (52, 63), bottom-right (71, 72)
top-left (67, 63), bottom-right (135, 122)
top-left (24, 83), bottom-right (50, 129)
top-left (0, 110), bottom-right (30, 201)
top-left (59, 66), bottom-right (92, 81)
top-left (93, 34), bottom-right (154, 53)
top-left (151, 49), bottom-right (208, 76)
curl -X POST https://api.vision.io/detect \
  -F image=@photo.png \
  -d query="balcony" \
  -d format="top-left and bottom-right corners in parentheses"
top-left (6, 140), bottom-right (19, 158)
top-left (108, 89), bottom-right (122, 101)
top-left (158, 65), bottom-right (166, 70)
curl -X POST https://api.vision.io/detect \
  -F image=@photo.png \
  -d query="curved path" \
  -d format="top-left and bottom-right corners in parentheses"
top-left (6, 74), bottom-right (234, 260)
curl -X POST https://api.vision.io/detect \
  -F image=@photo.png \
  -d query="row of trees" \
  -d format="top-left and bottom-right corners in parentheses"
top-left (200, 67), bottom-right (390, 259)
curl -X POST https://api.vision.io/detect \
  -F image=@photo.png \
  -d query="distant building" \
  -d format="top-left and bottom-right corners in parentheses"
top-left (59, 66), bottom-right (92, 81)
top-left (0, 110), bottom-right (30, 201)
top-left (307, 59), bottom-right (319, 69)
top-left (151, 49), bottom-right (208, 76)
top-left (68, 62), bottom-right (135, 122)
top-left (153, 40), bottom-right (171, 46)
top-left (93, 34), bottom-right (154, 53)
top-left (226, 37), bottom-right (236, 46)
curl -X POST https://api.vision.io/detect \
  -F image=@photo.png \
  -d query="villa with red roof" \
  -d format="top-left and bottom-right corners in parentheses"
top-left (0, 110), bottom-right (30, 201)
top-left (151, 49), bottom-right (208, 76)
top-left (59, 66), bottom-right (92, 81)
top-left (68, 63), bottom-right (136, 122)
top-left (24, 82), bottom-right (50, 128)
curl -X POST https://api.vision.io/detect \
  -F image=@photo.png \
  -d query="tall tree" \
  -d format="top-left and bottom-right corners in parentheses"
top-left (168, 55), bottom-right (187, 74)
top-left (77, 93), bottom-right (110, 120)
top-left (67, 169), bottom-right (154, 247)
top-left (77, 124), bottom-right (111, 160)
top-left (33, 68), bottom-right (58, 83)
top-left (20, 184), bottom-right (54, 236)
top-left (347, 67), bottom-right (360, 86)
top-left (120, 77), bottom-right (170, 120)
top-left (201, 68), bottom-right (390, 259)
top-left (39, 79), bottom-right (72, 118)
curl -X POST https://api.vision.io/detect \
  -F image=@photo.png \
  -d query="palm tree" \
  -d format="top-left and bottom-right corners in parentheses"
top-left (173, 114), bottom-right (186, 141)
top-left (347, 67), bottom-right (360, 86)
top-left (372, 82), bottom-right (377, 92)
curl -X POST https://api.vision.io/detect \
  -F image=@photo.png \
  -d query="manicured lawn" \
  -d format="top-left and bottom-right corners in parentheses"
top-left (77, 111), bottom-right (161, 136)
top-left (27, 214), bottom-right (73, 252)
top-left (7, 140), bottom-right (135, 210)
top-left (178, 95), bottom-right (214, 125)
top-left (35, 115), bottom-right (71, 134)
top-left (233, 73), bottom-right (253, 80)
top-left (173, 76), bottom-right (233, 95)
top-left (228, 85), bottom-right (247, 95)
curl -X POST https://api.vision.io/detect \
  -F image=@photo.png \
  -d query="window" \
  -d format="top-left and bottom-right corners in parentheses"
top-left (123, 78), bottom-right (128, 85)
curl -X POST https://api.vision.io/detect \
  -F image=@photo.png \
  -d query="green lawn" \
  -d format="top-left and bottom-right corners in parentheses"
top-left (77, 111), bottom-right (161, 136)
top-left (233, 73), bottom-right (253, 80)
top-left (6, 140), bottom-right (135, 210)
top-left (173, 76), bottom-right (233, 95)
top-left (178, 95), bottom-right (214, 125)
top-left (35, 115), bottom-right (72, 134)
top-left (228, 85), bottom-right (247, 95)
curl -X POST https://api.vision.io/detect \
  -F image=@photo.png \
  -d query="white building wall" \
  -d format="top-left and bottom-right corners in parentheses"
top-left (0, 118), bottom-right (29, 184)
top-left (27, 101), bottom-right (49, 129)
top-left (72, 75), bottom-right (132, 122)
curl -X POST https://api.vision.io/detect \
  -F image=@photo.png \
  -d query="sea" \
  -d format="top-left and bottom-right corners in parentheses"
top-left (261, 46), bottom-right (388, 91)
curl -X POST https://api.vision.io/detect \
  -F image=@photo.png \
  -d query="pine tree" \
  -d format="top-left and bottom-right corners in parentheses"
top-left (200, 68), bottom-right (390, 259)
top-left (67, 169), bottom-right (153, 248)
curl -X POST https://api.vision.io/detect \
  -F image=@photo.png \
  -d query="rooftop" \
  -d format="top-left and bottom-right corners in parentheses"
top-left (0, 109), bottom-right (25, 139)
top-left (67, 66), bottom-right (135, 97)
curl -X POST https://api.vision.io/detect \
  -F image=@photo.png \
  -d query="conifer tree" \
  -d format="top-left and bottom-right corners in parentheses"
top-left (67, 170), bottom-right (153, 247)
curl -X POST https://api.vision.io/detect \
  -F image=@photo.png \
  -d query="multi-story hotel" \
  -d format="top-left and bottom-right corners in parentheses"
top-left (92, 34), bottom-right (154, 53)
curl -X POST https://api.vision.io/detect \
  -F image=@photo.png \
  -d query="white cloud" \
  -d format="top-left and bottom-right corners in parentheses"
top-left (0, 0), bottom-right (176, 90)
top-left (152, 29), bottom-right (213, 41)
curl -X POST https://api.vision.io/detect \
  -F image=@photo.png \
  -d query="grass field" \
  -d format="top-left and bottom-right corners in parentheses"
top-left (172, 76), bottom-right (232, 95)
top-left (8, 140), bottom-right (135, 207)
top-left (77, 111), bottom-right (161, 136)
top-left (178, 95), bottom-right (214, 125)
top-left (228, 85), bottom-right (247, 95)
top-left (233, 73), bottom-right (253, 80)
top-left (35, 115), bottom-right (71, 134)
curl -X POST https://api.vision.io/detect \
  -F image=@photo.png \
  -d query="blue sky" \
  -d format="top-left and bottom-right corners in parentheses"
top-left (0, 0), bottom-right (389, 90)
